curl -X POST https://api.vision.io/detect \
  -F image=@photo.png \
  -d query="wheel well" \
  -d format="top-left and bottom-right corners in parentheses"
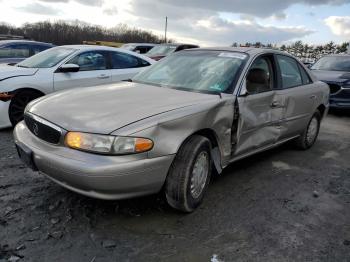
top-left (189, 129), bottom-right (222, 174)
top-left (192, 128), bottom-right (219, 149)
top-left (12, 88), bottom-right (45, 97)
top-left (317, 104), bottom-right (326, 118)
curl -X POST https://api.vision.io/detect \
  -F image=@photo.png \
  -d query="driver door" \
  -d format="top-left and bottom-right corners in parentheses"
top-left (53, 50), bottom-right (111, 91)
top-left (234, 55), bottom-right (285, 156)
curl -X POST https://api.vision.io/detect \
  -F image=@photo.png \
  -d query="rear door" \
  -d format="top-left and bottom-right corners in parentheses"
top-left (108, 51), bottom-right (151, 82)
top-left (274, 54), bottom-right (318, 139)
top-left (53, 50), bottom-right (111, 91)
top-left (235, 54), bottom-right (285, 156)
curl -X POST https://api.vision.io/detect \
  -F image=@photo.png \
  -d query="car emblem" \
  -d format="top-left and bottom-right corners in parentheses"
top-left (33, 123), bottom-right (39, 136)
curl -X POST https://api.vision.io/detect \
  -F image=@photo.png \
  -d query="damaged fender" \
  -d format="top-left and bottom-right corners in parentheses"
top-left (112, 95), bottom-right (238, 172)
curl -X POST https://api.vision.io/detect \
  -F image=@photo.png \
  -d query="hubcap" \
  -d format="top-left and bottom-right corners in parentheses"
top-left (306, 117), bottom-right (318, 145)
top-left (190, 151), bottom-right (209, 199)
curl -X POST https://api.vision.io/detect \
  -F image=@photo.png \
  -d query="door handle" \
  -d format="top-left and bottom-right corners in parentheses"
top-left (98, 74), bottom-right (110, 79)
top-left (271, 101), bottom-right (280, 108)
top-left (309, 95), bottom-right (317, 100)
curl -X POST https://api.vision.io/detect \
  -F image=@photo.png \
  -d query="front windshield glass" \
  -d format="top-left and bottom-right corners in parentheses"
top-left (146, 45), bottom-right (176, 56)
top-left (17, 47), bottom-right (76, 68)
top-left (133, 51), bottom-right (248, 94)
top-left (311, 56), bottom-right (350, 71)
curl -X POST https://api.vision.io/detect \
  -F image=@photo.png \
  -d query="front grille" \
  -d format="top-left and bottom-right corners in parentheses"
top-left (24, 113), bottom-right (62, 144)
top-left (328, 84), bottom-right (341, 94)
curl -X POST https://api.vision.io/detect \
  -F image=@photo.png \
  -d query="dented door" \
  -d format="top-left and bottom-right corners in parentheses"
top-left (234, 91), bottom-right (284, 155)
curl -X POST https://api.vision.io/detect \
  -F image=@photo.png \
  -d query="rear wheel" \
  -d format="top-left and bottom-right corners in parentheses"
top-left (9, 90), bottom-right (42, 126)
top-left (165, 135), bottom-right (212, 212)
top-left (295, 110), bottom-right (321, 150)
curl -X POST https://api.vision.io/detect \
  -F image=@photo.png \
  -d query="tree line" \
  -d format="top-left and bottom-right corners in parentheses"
top-left (0, 20), bottom-right (166, 45)
top-left (232, 41), bottom-right (350, 62)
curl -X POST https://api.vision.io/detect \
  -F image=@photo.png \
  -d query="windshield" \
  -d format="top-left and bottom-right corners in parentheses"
top-left (146, 45), bottom-right (177, 56)
top-left (133, 51), bottom-right (248, 94)
top-left (17, 47), bottom-right (76, 68)
top-left (311, 56), bottom-right (350, 71)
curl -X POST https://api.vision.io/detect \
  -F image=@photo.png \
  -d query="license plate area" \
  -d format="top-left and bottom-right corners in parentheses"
top-left (15, 142), bottom-right (38, 171)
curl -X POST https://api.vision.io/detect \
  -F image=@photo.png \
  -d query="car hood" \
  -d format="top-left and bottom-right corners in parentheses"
top-left (0, 65), bottom-right (38, 81)
top-left (28, 82), bottom-right (218, 134)
top-left (311, 70), bottom-right (350, 84)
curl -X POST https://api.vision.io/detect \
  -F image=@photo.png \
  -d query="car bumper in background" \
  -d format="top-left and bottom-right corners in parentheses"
top-left (329, 88), bottom-right (350, 109)
top-left (14, 121), bottom-right (175, 200)
top-left (0, 101), bottom-right (11, 129)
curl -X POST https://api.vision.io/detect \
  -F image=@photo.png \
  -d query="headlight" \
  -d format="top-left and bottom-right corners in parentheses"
top-left (65, 132), bottom-right (153, 155)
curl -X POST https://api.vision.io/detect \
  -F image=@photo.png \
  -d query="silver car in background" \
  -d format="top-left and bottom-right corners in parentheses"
top-left (14, 47), bottom-right (329, 212)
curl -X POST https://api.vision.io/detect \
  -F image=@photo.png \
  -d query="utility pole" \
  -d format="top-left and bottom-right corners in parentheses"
top-left (164, 16), bottom-right (168, 43)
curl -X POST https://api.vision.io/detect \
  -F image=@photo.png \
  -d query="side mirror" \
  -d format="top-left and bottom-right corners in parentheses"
top-left (58, 64), bottom-right (80, 73)
top-left (135, 50), bottom-right (141, 54)
top-left (240, 80), bottom-right (250, 97)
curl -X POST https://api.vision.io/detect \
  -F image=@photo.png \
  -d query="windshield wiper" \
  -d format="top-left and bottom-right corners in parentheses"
top-left (163, 85), bottom-right (223, 98)
top-left (132, 80), bottom-right (223, 98)
top-left (17, 65), bottom-right (28, 68)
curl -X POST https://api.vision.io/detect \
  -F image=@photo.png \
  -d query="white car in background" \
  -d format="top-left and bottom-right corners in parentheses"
top-left (0, 45), bottom-right (154, 128)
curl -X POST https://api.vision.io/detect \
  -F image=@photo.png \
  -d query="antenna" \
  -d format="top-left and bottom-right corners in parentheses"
top-left (165, 16), bottom-right (168, 43)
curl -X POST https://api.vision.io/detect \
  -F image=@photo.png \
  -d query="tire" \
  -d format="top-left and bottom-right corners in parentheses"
top-left (165, 135), bottom-right (212, 213)
top-left (295, 110), bottom-right (321, 150)
top-left (9, 90), bottom-right (42, 126)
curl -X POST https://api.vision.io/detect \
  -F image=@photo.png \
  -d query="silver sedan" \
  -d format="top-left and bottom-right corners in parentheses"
top-left (14, 47), bottom-right (329, 212)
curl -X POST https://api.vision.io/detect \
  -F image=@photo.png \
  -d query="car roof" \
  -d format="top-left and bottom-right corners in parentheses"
top-left (159, 43), bottom-right (199, 47)
top-left (184, 47), bottom-right (287, 56)
top-left (0, 40), bottom-right (54, 46)
top-left (59, 45), bottom-right (130, 51)
top-left (321, 54), bottom-right (350, 57)
top-left (123, 43), bottom-right (158, 46)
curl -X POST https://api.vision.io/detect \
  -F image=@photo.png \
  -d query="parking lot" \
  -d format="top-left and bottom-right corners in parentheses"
top-left (0, 112), bottom-right (349, 262)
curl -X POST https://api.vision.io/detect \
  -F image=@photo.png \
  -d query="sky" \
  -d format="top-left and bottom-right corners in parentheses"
top-left (0, 0), bottom-right (350, 46)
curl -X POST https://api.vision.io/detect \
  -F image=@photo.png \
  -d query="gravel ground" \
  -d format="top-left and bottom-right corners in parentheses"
top-left (0, 113), bottom-right (349, 262)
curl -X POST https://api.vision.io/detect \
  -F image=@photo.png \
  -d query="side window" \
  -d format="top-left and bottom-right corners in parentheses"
top-left (135, 47), bottom-right (147, 54)
top-left (110, 52), bottom-right (150, 69)
top-left (246, 56), bottom-right (274, 94)
top-left (298, 64), bottom-right (313, 85)
top-left (0, 44), bottom-right (30, 58)
top-left (276, 55), bottom-right (302, 88)
top-left (32, 45), bottom-right (51, 55)
top-left (176, 46), bottom-right (184, 52)
top-left (68, 51), bottom-right (107, 71)
top-left (145, 46), bottom-right (154, 53)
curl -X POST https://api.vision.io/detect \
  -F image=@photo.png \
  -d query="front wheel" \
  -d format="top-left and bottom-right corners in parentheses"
top-left (165, 135), bottom-right (212, 213)
top-left (295, 110), bottom-right (321, 150)
top-left (9, 90), bottom-right (42, 126)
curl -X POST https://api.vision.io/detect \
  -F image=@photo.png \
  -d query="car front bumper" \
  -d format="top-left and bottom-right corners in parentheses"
top-left (14, 122), bottom-right (175, 200)
top-left (329, 88), bottom-right (350, 109)
top-left (0, 101), bottom-right (11, 129)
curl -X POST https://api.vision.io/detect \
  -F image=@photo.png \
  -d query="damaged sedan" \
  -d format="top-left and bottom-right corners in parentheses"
top-left (14, 47), bottom-right (329, 212)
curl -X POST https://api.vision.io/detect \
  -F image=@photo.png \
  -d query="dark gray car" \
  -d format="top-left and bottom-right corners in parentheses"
top-left (14, 47), bottom-right (329, 212)
top-left (0, 40), bottom-right (55, 65)
top-left (311, 54), bottom-right (350, 109)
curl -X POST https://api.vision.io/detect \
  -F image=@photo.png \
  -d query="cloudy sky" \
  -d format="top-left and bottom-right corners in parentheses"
top-left (1, 0), bottom-right (350, 46)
